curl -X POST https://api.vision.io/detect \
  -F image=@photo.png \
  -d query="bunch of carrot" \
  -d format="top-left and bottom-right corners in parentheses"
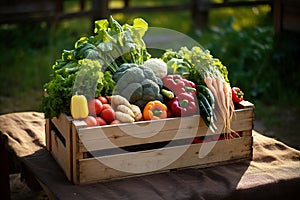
top-left (203, 75), bottom-right (238, 139)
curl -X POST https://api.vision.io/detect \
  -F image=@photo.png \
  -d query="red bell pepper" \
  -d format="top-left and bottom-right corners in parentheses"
top-left (231, 87), bottom-right (244, 103)
top-left (169, 93), bottom-right (197, 117)
top-left (163, 75), bottom-right (196, 96)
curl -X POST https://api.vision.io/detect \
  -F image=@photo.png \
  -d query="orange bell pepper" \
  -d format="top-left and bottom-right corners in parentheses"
top-left (143, 100), bottom-right (168, 120)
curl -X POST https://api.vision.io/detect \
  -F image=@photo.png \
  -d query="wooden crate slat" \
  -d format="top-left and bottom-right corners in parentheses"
top-left (167, 136), bottom-right (252, 168)
top-left (77, 115), bottom-right (200, 152)
top-left (231, 118), bottom-right (253, 132)
top-left (78, 127), bottom-right (200, 153)
top-left (78, 115), bottom-right (201, 139)
top-left (51, 114), bottom-right (72, 139)
top-left (233, 107), bottom-right (254, 120)
top-left (77, 107), bottom-right (253, 153)
top-left (77, 118), bottom-right (253, 153)
top-left (45, 119), bottom-right (51, 151)
top-left (50, 115), bottom-right (73, 181)
top-left (238, 100), bottom-right (254, 109)
top-left (78, 136), bottom-right (252, 184)
top-left (50, 130), bottom-right (67, 174)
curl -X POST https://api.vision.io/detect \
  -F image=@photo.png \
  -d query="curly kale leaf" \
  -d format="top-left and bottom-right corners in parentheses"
top-left (41, 59), bottom-right (115, 119)
top-left (41, 74), bottom-right (75, 118)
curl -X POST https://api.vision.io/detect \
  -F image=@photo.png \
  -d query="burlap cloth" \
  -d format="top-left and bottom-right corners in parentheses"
top-left (1, 112), bottom-right (300, 200)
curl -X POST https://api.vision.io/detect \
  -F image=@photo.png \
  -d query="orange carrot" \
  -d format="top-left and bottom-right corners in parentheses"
top-left (207, 76), bottom-right (238, 139)
top-left (223, 81), bottom-right (239, 138)
top-left (204, 77), bottom-right (225, 133)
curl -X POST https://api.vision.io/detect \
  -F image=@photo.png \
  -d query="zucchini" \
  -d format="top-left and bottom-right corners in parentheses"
top-left (197, 84), bottom-right (215, 109)
top-left (198, 92), bottom-right (214, 120)
top-left (198, 100), bottom-right (217, 132)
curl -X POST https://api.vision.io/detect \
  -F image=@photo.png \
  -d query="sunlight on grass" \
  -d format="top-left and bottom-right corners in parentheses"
top-left (109, 0), bottom-right (125, 8)
top-left (63, 0), bottom-right (92, 13)
top-left (210, 5), bottom-right (271, 30)
top-left (114, 11), bottom-right (192, 34)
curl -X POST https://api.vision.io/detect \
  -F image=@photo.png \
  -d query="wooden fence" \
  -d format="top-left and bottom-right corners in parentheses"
top-left (0, 0), bottom-right (272, 25)
top-left (2, 1), bottom-right (298, 33)
top-left (273, 0), bottom-right (300, 33)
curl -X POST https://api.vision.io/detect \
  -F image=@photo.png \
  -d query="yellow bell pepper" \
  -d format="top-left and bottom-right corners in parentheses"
top-left (70, 94), bottom-right (89, 119)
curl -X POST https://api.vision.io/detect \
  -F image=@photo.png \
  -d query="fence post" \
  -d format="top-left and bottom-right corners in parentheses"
top-left (91, 0), bottom-right (110, 31)
top-left (191, 0), bottom-right (210, 29)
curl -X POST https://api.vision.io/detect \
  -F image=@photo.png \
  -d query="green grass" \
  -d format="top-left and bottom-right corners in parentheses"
top-left (0, 17), bottom-right (92, 113)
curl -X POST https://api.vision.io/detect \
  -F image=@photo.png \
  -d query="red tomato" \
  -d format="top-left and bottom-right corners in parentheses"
top-left (96, 117), bottom-right (107, 126)
top-left (110, 119), bottom-right (121, 125)
top-left (101, 108), bottom-right (115, 123)
top-left (88, 99), bottom-right (103, 116)
top-left (98, 96), bottom-right (108, 104)
top-left (83, 116), bottom-right (98, 127)
top-left (102, 103), bottom-right (112, 110)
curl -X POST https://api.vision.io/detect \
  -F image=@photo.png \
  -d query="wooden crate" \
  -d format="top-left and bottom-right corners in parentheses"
top-left (46, 101), bottom-right (254, 184)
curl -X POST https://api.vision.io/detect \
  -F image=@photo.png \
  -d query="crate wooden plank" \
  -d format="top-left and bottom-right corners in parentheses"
top-left (49, 115), bottom-right (73, 181)
top-left (77, 136), bottom-right (252, 184)
top-left (72, 120), bottom-right (86, 184)
top-left (77, 116), bottom-right (201, 152)
top-left (233, 107), bottom-right (254, 119)
top-left (45, 119), bottom-right (51, 151)
top-left (51, 114), bottom-right (72, 139)
top-left (77, 108), bottom-right (253, 153)
top-left (238, 100), bottom-right (254, 109)
top-left (231, 118), bottom-right (253, 132)
top-left (50, 130), bottom-right (67, 174)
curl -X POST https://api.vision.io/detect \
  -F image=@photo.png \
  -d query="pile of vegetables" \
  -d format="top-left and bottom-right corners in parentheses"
top-left (41, 16), bottom-right (149, 118)
top-left (41, 16), bottom-right (245, 138)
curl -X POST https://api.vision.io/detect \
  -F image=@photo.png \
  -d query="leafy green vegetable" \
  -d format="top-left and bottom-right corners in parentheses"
top-left (165, 58), bottom-right (192, 78)
top-left (41, 59), bottom-right (115, 118)
top-left (73, 59), bottom-right (103, 100)
top-left (41, 16), bottom-right (151, 118)
top-left (41, 74), bottom-right (75, 118)
top-left (161, 46), bottom-right (230, 86)
top-left (93, 16), bottom-right (151, 71)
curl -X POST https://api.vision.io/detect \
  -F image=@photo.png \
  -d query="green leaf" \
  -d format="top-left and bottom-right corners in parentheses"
top-left (132, 18), bottom-right (148, 38)
top-left (75, 37), bottom-right (88, 48)
top-left (62, 50), bottom-right (75, 61)
top-left (94, 19), bottom-right (109, 34)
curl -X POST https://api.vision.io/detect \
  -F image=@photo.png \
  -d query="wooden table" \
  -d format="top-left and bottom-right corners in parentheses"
top-left (1, 112), bottom-right (300, 200)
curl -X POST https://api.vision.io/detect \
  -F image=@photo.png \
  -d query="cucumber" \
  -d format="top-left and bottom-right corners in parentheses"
top-left (198, 92), bottom-right (214, 119)
top-left (198, 100), bottom-right (211, 126)
top-left (198, 100), bottom-right (217, 132)
top-left (197, 85), bottom-right (215, 109)
top-left (198, 92), bottom-right (218, 130)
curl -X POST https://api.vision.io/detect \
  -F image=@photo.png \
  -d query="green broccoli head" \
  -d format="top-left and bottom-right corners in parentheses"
top-left (113, 63), bottom-right (163, 109)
